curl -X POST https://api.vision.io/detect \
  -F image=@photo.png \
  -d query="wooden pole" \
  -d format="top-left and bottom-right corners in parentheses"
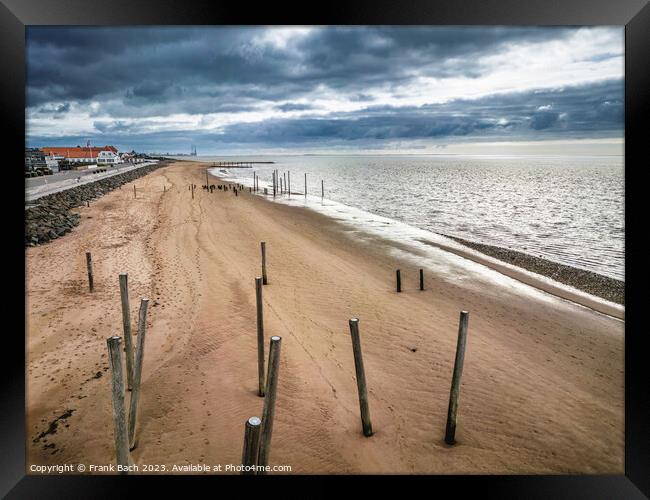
top-left (257, 335), bottom-right (282, 472)
top-left (304, 173), bottom-right (307, 197)
top-left (273, 171), bottom-right (276, 198)
top-left (283, 172), bottom-right (286, 195)
top-left (445, 311), bottom-right (470, 445)
top-left (206, 169), bottom-right (209, 187)
top-left (107, 336), bottom-right (130, 473)
top-left (241, 416), bottom-right (262, 474)
top-left (348, 318), bottom-right (373, 436)
top-left (261, 242), bottom-right (268, 285)
top-left (396, 270), bottom-right (401, 293)
top-left (321, 179), bottom-right (324, 198)
top-left (85, 252), bottom-right (94, 292)
top-left (118, 273), bottom-right (134, 391)
top-left (255, 277), bottom-right (265, 397)
top-left (128, 298), bottom-right (149, 450)
top-left (164, 185), bottom-right (166, 192)
top-left (191, 185), bottom-right (194, 199)
top-left (288, 171), bottom-right (290, 197)
top-left (133, 185), bottom-right (136, 199)
top-left (419, 269), bottom-right (424, 291)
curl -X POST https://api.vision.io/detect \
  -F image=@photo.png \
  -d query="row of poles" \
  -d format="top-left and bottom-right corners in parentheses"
top-left (203, 167), bottom-right (325, 201)
top-left (84, 253), bottom-right (282, 473)
top-left (111, 274), bottom-right (150, 472)
top-left (249, 170), bottom-right (325, 200)
top-left (252, 242), bottom-right (471, 449)
top-left (84, 255), bottom-right (151, 471)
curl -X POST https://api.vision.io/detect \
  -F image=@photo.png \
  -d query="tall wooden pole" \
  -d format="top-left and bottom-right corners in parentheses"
top-left (255, 277), bottom-right (265, 397)
top-left (85, 252), bottom-right (94, 292)
top-left (261, 242), bottom-right (268, 285)
top-left (241, 416), bottom-right (262, 474)
top-left (107, 336), bottom-right (130, 472)
top-left (304, 173), bottom-right (307, 198)
top-left (396, 270), bottom-right (401, 293)
top-left (445, 311), bottom-right (470, 445)
top-left (257, 335), bottom-right (282, 473)
top-left (348, 318), bottom-right (373, 436)
top-left (119, 273), bottom-right (134, 391)
top-left (128, 298), bottom-right (149, 450)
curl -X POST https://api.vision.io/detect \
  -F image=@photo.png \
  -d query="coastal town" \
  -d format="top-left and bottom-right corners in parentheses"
top-left (25, 144), bottom-right (153, 177)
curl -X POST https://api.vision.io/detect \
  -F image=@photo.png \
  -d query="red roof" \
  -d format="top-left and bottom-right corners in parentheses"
top-left (42, 146), bottom-right (118, 158)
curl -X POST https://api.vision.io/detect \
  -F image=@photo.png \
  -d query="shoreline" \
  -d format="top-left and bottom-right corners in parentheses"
top-left (210, 168), bottom-right (624, 319)
top-left (440, 234), bottom-right (624, 305)
top-left (26, 161), bottom-right (623, 473)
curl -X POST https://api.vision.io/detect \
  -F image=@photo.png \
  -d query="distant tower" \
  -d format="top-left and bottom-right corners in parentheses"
top-left (190, 144), bottom-right (197, 156)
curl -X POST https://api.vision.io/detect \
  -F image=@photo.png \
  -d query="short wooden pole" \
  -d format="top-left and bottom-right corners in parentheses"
top-left (87, 200), bottom-right (90, 208)
top-left (321, 179), bottom-right (324, 198)
top-left (257, 335), bottom-right (282, 472)
top-left (241, 416), bottom-right (262, 474)
top-left (261, 242), bottom-right (268, 285)
top-left (133, 185), bottom-right (136, 199)
top-left (118, 273), bottom-right (134, 391)
top-left (396, 269), bottom-right (401, 293)
top-left (445, 311), bottom-right (470, 445)
top-left (85, 252), bottom-right (94, 292)
top-left (255, 277), bottom-right (265, 397)
top-left (128, 298), bottom-right (149, 450)
top-left (419, 269), bottom-right (424, 291)
top-left (107, 336), bottom-right (130, 473)
top-left (164, 185), bottom-right (166, 192)
top-left (348, 318), bottom-right (373, 436)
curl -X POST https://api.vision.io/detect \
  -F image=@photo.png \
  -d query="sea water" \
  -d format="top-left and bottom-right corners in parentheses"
top-left (180, 154), bottom-right (624, 281)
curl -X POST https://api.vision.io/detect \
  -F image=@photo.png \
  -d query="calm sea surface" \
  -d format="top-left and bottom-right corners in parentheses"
top-left (178, 155), bottom-right (624, 281)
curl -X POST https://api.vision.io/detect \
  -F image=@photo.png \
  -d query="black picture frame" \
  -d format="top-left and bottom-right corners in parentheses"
top-left (2, 1), bottom-right (648, 497)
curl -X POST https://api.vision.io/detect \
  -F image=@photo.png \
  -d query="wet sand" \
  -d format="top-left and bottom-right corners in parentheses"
top-left (26, 160), bottom-right (624, 474)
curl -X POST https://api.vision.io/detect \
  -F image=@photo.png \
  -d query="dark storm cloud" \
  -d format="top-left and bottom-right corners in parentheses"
top-left (28, 79), bottom-right (623, 151)
top-left (200, 79), bottom-right (623, 145)
top-left (26, 26), bottom-right (577, 109)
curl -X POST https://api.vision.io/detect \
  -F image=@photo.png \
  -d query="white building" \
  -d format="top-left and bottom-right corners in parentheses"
top-left (97, 150), bottom-right (121, 165)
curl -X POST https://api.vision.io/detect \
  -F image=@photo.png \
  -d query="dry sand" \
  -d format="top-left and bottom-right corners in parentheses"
top-left (26, 161), bottom-right (624, 474)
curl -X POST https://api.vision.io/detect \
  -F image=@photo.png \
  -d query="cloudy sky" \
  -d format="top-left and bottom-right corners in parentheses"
top-left (26, 26), bottom-right (624, 155)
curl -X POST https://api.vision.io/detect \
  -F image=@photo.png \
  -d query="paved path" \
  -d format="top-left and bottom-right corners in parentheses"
top-left (25, 162), bottom-right (159, 202)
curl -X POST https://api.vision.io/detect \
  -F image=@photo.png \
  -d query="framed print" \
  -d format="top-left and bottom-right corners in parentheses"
top-left (2, 0), bottom-right (649, 497)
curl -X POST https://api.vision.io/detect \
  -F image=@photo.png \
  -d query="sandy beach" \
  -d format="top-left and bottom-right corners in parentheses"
top-left (26, 160), bottom-right (624, 474)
